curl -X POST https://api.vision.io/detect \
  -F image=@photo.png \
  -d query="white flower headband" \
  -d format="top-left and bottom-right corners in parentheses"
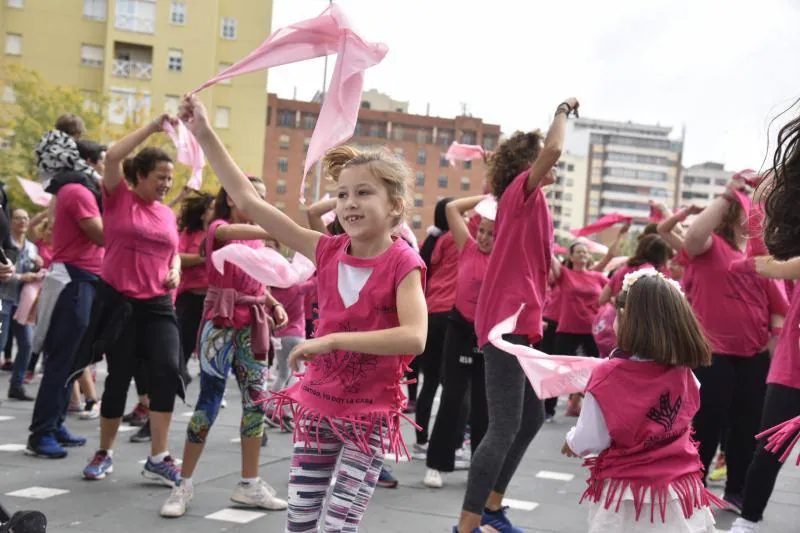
top-left (621, 267), bottom-right (684, 296)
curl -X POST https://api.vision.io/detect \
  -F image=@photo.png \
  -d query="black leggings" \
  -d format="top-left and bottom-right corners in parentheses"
top-left (415, 311), bottom-right (450, 445)
top-left (537, 319), bottom-right (558, 416)
top-left (741, 383), bottom-right (800, 522)
top-left (100, 305), bottom-right (181, 418)
top-left (692, 352), bottom-right (769, 495)
top-left (426, 310), bottom-right (487, 472)
top-left (175, 291), bottom-right (206, 364)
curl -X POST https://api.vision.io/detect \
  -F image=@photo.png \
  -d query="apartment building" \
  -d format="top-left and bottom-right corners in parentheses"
top-left (1, 0), bottom-right (272, 173)
top-left (680, 162), bottom-right (732, 206)
top-left (545, 152), bottom-right (588, 232)
top-left (263, 93), bottom-right (501, 240)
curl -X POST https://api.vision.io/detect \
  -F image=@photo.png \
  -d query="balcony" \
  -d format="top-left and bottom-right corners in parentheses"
top-left (112, 59), bottom-right (152, 80)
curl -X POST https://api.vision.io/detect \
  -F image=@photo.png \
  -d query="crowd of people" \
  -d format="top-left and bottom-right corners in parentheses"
top-left (0, 92), bottom-right (797, 533)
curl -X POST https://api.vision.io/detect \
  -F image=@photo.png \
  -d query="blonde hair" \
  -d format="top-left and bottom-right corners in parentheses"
top-left (323, 145), bottom-right (413, 226)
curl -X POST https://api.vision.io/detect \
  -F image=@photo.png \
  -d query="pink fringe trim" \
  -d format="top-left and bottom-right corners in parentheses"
top-left (756, 415), bottom-right (800, 465)
top-left (259, 392), bottom-right (419, 461)
top-left (580, 461), bottom-right (726, 522)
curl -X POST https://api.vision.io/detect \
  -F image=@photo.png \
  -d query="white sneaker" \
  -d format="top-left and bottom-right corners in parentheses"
top-left (423, 468), bottom-right (443, 488)
top-left (454, 447), bottom-right (470, 470)
top-left (160, 482), bottom-right (194, 518)
top-left (231, 479), bottom-right (288, 510)
top-left (412, 442), bottom-right (428, 460)
top-left (730, 518), bottom-right (760, 533)
top-left (220, 393), bottom-right (228, 409)
top-left (79, 402), bottom-right (101, 420)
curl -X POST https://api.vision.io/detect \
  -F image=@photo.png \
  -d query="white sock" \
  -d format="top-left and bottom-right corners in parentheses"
top-left (150, 451), bottom-right (169, 464)
top-left (100, 449), bottom-right (113, 458)
top-left (181, 477), bottom-right (193, 489)
top-left (241, 477), bottom-right (259, 485)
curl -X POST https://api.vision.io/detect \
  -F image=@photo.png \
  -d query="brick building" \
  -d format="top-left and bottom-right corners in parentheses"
top-left (262, 92), bottom-right (501, 240)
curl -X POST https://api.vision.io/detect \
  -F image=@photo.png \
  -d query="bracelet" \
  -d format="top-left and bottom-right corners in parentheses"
top-left (555, 108), bottom-right (569, 119)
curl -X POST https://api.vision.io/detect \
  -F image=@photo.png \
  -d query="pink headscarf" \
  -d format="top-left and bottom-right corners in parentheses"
top-left (445, 142), bottom-right (485, 165)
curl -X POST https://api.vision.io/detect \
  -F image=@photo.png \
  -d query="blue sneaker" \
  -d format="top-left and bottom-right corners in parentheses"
top-left (55, 425), bottom-right (86, 447)
top-left (82, 450), bottom-right (113, 480)
top-left (377, 467), bottom-right (398, 488)
top-left (451, 527), bottom-right (485, 533)
top-left (25, 434), bottom-right (67, 459)
top-left (142, 455), bottom-right (181, 487)
top-left (481, 506), bottom-right (524, 533)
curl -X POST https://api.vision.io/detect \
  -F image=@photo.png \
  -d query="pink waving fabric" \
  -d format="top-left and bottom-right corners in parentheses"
top-left (211, 244), bottom-right (315, 289)
top-left (489, 305), bottom-right (602, 398)
top-left (574, 237), bottom-right (609, 255)
top-left (163, 121), bottom-right (205, 190)
top-left (554, 244), bottom-right (569, 255)
top-left (571, 213), bottom-right (632, 237)
top-left (191, 4), bottom-right (388, 202)
top-left (445, 142), bottom-right (485, 165)
top-left (396, 222), bottom-right (418, 251)
top-left (473, 196), bottom-right (497, 221)
top-left (17, 177), bottom-right (52, 207)
top-left (756, 415), bottom-right (800, 465)
top-left (14, 280), bottom-right (42, 325)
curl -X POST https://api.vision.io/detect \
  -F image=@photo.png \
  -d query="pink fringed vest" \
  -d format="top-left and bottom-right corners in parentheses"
top-left (581, 358), bottom-right (725, 521)
top-left (269, 234), bottom-right (425, 458)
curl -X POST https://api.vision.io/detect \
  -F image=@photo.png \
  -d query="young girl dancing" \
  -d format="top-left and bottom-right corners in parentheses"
top-left (160, 178), bottom-right (289, 517)
top-left (424, 194), bottom-right (494, 489)
top-left (563, 268), bottom-right (721, 532)
top-left (179, 94), bottom-right (427, 532)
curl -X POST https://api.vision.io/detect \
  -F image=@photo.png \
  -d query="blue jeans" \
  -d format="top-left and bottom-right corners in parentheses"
top-left (1, 300), bottom-right (33, 389)
top-left (29, 277), bottom-right (95, 439)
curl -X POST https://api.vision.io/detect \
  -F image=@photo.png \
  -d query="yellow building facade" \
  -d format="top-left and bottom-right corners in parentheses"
top-left (1, 0), bottom-right (272, 174)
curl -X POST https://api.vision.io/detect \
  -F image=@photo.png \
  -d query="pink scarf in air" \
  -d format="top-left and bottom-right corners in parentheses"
top-left (474, 196), bottom-right (497, 221)
top-left (571, 213), bottom-right (632, 237)
top-left (489, 304), bottom-right (602, 398)
top-left (211, 244), bottom-right (316, 289)
top-left (163, 121), bottom-right (205, 190)
top-left (17, 177), bottom-right (52, 207)
top-left (190, 4), bottom-right (388, 202)
top-left (445, 142), bottom-right (485, 165)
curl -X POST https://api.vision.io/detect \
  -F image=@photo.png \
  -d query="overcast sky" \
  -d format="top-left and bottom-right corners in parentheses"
top-left (266, 0), bottom-right (800, 171)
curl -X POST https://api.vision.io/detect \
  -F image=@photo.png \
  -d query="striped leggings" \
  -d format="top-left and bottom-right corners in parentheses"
top-left (287, 420), bottom-right (384, 533)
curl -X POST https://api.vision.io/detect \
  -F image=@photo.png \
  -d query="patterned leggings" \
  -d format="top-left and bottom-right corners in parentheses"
top-left (287, 420), bottom-right (384, 533)
top-left (187, 321), bottom-right (269, 443)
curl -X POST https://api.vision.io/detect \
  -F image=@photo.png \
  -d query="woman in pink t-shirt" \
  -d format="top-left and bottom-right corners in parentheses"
top-left (81, 116), bottom-right (182, 487)
top-left (424, 194), bottom-right (494, 489)
top-left (161, 178), bottom-right (290, 518)
top-left (181, 95), bottom-right (427, 532)
top-left (175, 192), bottom-right (214, 375)
top-left (681, 182), bottom-right (787, 512)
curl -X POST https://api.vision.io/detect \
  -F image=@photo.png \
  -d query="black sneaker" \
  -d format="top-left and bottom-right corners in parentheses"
top-left (0, 510), bottom-right (47, 533)
top-left (261, 432), bottom-right (268, 447)
top-left (8, 386), bottom-right (34, 401)
top-left (724, 492), bottom-right (743, 514)
top-left (130, 421), bottom-right (151, 443)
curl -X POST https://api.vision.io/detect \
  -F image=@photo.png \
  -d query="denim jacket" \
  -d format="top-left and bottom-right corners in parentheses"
top-left (0, 238), bottom-right (40, 305)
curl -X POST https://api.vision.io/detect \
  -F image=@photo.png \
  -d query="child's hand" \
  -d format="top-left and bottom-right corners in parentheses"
top-left (288, 335), bottom-right (335, 369)
top-left (561, 441), bottom-right (578, 458)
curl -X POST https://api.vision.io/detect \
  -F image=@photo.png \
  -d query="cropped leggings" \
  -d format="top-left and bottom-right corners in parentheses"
top-left (187, 321), bottom-right (269, 442)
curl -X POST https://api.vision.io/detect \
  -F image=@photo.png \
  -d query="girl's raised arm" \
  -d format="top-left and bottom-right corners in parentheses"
top-left (527, 98), bottom-right (579, 192)
top-left (179, 95), bottom-right (321, 262)
top-left (306, 197), bottom-right (337, 234)
top-left (445, 195), bottom-right (487, 252)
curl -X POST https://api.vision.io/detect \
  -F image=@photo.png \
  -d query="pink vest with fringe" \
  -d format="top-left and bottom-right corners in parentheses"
top-left (581, 358), bottom-right (724, 522)
top-left (270, 234), bottom-right (425, 458)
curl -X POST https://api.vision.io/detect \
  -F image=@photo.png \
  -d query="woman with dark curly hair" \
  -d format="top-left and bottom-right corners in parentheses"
top-left (175, 191), bottom-right (215, 376)
top-left (455, 97), bottom-right (579, 533)
top-left (680, 173), bottom-right (788, 514)
top-left (729, 112), bottom-right (800, 533)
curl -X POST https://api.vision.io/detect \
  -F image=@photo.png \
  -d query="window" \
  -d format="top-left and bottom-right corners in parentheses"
top-left (437, 129), bottom-right (453, 146)
top-left (303, 137), bottom-right (310, 152)
top-left (115, 0), bottom-right (156, 34)
top-left (714, 178), bottom-right (728, 187)
top-left (278, 157), bottom-right (288, 173)
top-left (303, 114), bottom-right (317, 130)
top-left (482, 135), bottom-right (497, 151)
top-left (439, 153), bottom-right (448, 167)
top-left (438, 175), bottom-right (448, 189)
top-left (214, 107), bottom-right (230, 129)
top-left (221, 17), bottom-right (237, 40)
top-left (167, 49), bottom-right (183, 72)
top-left (393, 125), bottom-right (404, 142)
top-left (461, 131), bottom-right (476, 145)
top-left (164, 95), bottom-right (179, 115)
top-left (415, 172), bottom-right (425, 187)
top-left (7, 0), bottom-right (23, 8)
top-left (414, 194), bottom-right (423, 208)
top-left (2, 86), bottom-right (15, 104)
top-left (108, 87), bottom-right (150, 125)
top-left (170, 1), bottom-right (186, 25)
top-left (278, 110), bottom-right (294, 127)
top-left (394, 148), bottom-right (404, 159)
top-left (417, 150), bottom-right (427, 165)
top-left (275, 201), bottom-right (286, 212)
top-left (463, 160), bottom-right (472, 170)
top-left (278, 135), bottom-right (290, 150)
top-left (417, 129), bottom-right (431, 144)
top-left (5, 34), bottom-right (22, 56)
top-left (605, 152), bottom-right (670, 166)
top-left (460, 176), bottom-right (470, 191)
top-left (567, 164), bottom-right (575, 172)
top-left (276, 179), bottom-right (287, 195)
top-left (566, 178), bottom-right (574, 187)
top-left (412, 215), bottom-right (422, 230)
top-left (218, 62), bottom-right (233, 85)
top-left (80, 45), bottom-right (104, 68)
top-left (83, 0), bottom-right (107, 20)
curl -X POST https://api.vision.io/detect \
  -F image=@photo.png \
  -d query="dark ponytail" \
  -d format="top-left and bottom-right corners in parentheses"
top-left (122, 147), bottom-right (172, 186)
top-left (419, 197), bottom-right (452, 274)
